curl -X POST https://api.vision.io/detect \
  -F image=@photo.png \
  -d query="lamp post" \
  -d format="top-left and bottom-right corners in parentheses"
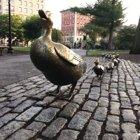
top-left (7, 0), bottom-right (14, 53)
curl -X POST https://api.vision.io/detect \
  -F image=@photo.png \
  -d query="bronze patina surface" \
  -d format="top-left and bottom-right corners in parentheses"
top-left (30, 10), bottom-right (87, 98)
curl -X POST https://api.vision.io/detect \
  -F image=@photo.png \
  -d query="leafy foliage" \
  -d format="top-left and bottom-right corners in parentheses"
top-left (0, 14), bottom-right (63, 44)
top-left (22, 15), bottom-right (41, 41)
top-left (12, 15), bottom-right (24, 41)
top-left (90, 0), bottom-right (125, 28)
top-left (0, 14), bottom-right (9, 38)
top-left (67, 32), bottom-right (74, 43)
top-left (79, 24), bottom-right (103, 45)
top-left (100, 39), bottom-right (108, 49)
top-left (115, 25), bottom-right (136, 50)
top-left (52, 28), bottom-right (63, 42)
top-left (0, 14), bottom-right (23, 40)
top-left (70, 0), bottom-right (126, 49)
top-left (130, 19), bottom-right (140, 54)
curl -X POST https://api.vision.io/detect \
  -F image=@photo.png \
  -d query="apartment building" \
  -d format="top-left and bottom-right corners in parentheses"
top-left (0, 0), bottom-right (46, 46)
top-left (61, 9), bottom-right (91, 44)
top-left (0, 0), bottom-right (46, 19)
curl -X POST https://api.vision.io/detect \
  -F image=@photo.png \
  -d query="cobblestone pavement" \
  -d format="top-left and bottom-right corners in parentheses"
top-left (0, 57), bottom-right (140, 140)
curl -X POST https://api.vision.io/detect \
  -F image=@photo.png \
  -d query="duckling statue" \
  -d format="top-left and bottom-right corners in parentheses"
top-left (115, 53), bottom-right (119, 59)
top-left (112, 57), bottom-right (120, 68)
top-left (93, 58), bottom-right (105, 80)
top-left (30, 10), bottom-right (87, 98)
top-left (105, 62), bottom-right (114, 72)
top-left (112, 58), bottom-right (119, 68)
top-left (108, 54), bottom-right (112, 61)
top-left (105, 54), bottom-right (108, 60)
top-left (101, 53), bottom-right (105, 61)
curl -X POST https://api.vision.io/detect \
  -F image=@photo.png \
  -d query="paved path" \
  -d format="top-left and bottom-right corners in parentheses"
top-left (71, 49), bottom-right (87, 57)
top-left (0, 49), bottom-right (86, 88)
top-left (0, 55), bottom-right (41, 88)
top-left (0, 57), bottom-right (140, 140)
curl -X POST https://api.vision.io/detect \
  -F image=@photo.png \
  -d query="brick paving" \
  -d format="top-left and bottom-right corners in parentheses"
top-left (0, 57), bottom-right (140, 140)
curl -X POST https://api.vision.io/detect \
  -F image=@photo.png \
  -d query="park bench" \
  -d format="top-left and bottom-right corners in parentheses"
top-left (0, 46), bottom-right (8, 56)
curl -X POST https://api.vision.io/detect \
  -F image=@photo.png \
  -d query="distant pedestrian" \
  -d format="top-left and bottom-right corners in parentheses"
top-left (83, 43), bottom-right (87, 49)
top-left (1, 39), bottom-right (3, 46)
top-left (74, 42), bottom-right (77, 48)
top-left (78, 42), bottom-right (81, 49)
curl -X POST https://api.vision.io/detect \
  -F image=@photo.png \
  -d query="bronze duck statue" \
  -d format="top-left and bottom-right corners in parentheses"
top-left (30, 10), bottom-right (87, 98)
top-left (93, 58), bottom-right (105, 80)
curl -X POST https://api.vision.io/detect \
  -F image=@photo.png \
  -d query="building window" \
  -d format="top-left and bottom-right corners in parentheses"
top-left (6, 0), bottom-right (14, 3)
top-left (36, 0), bottom-right (39, 2)
top-left (29, 2), bottom-right (33, 7)
top-left (36, 4), bottom-right (39, 8)
top-left (19, 0), bottom-right (22, 5)
top-left (11, 6), bottom-right (14, 11)
top-left (24, 8), bottom-right (27, 13)
top-left (40, 0), bottom-right (43, 2)
top-left (30, 9), bottom-right (33, 14)
top-left (6, 5), bottom-right (8, 10)
top-left (40, 5), bottom-right (43, 9)
top-left (24, 1), bottom-right (27, 6)
top-left (19, 7), bottom-right (22, 12)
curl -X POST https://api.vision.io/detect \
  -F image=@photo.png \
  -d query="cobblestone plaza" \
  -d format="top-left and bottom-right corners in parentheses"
top-left (0, 57), bottom-right (140, 140)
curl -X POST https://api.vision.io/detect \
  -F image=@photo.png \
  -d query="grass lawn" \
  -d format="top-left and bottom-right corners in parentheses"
top-left (13, 47), bottom-right (130, 56)
top-left (13, 47), bottom-right (30, 52)
top-left (87, 49), bottom-right (129, 56)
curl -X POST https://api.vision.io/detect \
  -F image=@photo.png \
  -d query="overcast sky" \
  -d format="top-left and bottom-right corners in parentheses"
top-left (45, 0), bottom-right (140, 29)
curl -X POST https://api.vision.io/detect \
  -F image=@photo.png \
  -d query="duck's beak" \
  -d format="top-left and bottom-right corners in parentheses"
top-left (38, 10), bottom-right (48, 20)
top-left (38, 10), bottom-right (53, 28)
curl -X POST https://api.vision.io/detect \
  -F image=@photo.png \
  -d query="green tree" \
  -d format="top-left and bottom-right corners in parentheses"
top-left (22, 15), bottom-right (41, 41)
top-left (100, 39), bottom-right (108, 49)
top-left (115, 25), bottom-right (136, 50)
top-left (52, 28), bottom-right (63, 42)
top-left (0, 14), bottom-right (9, 38)
top-left (79, 23), bottom-right (107, 46)
top-left (0, 14), bottom-right (23, 40)
top-left (70, 0), bottom-right (125, 49)
top-left (68, 32), bottom-right (74, 43)
top-left (12, 15), bottom-right (24, 41)
top-left (130, 18), bottom-right (140, 54)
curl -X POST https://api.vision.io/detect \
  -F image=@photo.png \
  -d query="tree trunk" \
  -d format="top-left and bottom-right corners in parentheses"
top-left (108, 23), bottom-right (114, 50)
top-left (108, 0), bottom-right (115, 50)
top-left (130, 18), bottom-right (140, 54)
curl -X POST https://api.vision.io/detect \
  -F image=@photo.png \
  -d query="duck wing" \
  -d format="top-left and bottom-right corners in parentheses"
top-left (54, 44), bottom-right (82, 66)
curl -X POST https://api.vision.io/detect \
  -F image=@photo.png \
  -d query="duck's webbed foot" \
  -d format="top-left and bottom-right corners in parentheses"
top-left (59, 82), bottom-right (77, 100)
top-left (47, 85), bottom-right (61, 96)
top-left (94, 75), bottom-right (98, 79)
top-left (98, 76), bottom-right (102, 80)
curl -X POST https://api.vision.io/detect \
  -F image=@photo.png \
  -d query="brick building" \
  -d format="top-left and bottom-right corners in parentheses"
top-left (60, 9), bottom-right (91, 45)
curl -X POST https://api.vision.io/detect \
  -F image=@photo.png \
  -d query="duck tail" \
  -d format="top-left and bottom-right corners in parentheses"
top-left (81, 61), bottom-right (87, 74)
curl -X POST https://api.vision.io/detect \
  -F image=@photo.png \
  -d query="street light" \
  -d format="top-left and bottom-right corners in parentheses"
top-left (7, 0), bottom-right (14, 53)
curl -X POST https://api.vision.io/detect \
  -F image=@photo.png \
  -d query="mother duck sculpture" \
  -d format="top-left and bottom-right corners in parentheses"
top-left (30, 10), bottom-right (87, 98)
